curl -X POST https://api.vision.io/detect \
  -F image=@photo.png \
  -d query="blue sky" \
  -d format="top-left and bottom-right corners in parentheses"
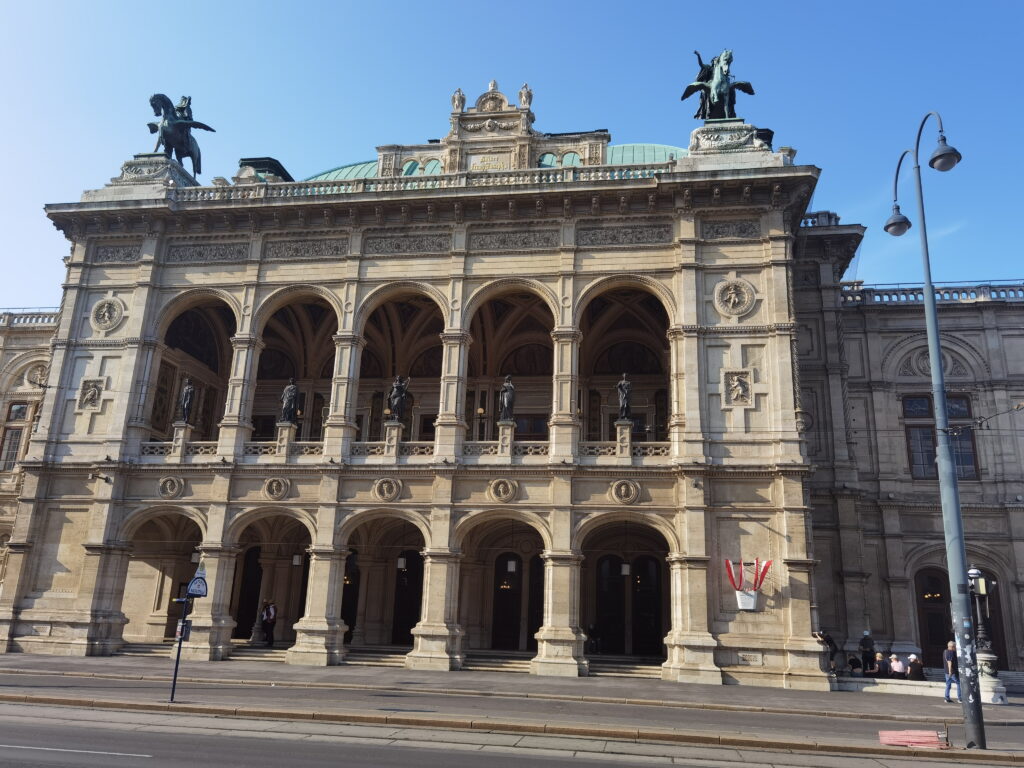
top-left (1, 0), bottom-right (1020, 308)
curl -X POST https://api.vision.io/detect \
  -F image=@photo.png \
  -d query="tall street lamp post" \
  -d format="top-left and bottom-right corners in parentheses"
top-left (884, 112), bottom-right (986, 749)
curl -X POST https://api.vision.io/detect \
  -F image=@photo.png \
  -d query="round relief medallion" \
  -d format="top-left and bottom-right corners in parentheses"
top-left (714, 279), bottom-right (756, 317)
top-left (488, 478), bottom-right (519, 504)
top-left (262, 477), bottom-right (290, 501)
top-left (372, 477), bottom-right (403, 502)
top-left (26, 364), bottom-right (48, 387)
top-left (158, 475), bottom-right (185, 500)
top-left (609, 479), bottom-right (641, 505)
top-left (91, 298), bottom-right (125, 331)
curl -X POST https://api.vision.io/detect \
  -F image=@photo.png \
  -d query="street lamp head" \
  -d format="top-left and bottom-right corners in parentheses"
top-left (928, 135), bottom-right (962, 172)
top-left (884, 204), bottom-right (912, 237)
top-left (967, 565), bottom-right (981, 580)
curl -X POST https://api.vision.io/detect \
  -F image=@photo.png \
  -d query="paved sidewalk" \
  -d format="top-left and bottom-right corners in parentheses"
top-left (0, 654), bottom-right (1021, 760)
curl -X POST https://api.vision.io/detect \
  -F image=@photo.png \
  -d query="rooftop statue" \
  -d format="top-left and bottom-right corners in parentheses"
top-left (681, 49), bottom-right (754, 121)
top-left (147, 94), bottom-right (215, 176)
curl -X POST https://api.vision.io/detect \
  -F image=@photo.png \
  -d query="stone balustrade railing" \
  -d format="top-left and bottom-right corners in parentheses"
top-left (0, 308), bottom-right (60, 326)
top-left (840, 281), bottom-right (1024, 306)
top-left (171, 162), bottom-right (673, 203)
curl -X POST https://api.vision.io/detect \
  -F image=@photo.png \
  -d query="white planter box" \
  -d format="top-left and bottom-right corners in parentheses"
top-left (735, 589), bottom-right (759, 611)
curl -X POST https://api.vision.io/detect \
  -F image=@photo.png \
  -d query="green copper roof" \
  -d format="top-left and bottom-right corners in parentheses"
top-left (305, 143), bottom-right (684, 181)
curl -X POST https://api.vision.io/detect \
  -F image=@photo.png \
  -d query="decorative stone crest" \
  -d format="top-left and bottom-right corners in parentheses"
top-left (78, 379), bottom-right (104, 410)
top-left (714, 278), bottom-right (756, 317)
top-left (609, 479), bottom-right (640, 505)
top-left (158, 475), bottom-right (185, 500)
top-left (90, 298), bottom-right (125, 332)
top-left (722, 371), bottom-right (753, 407)
top-left (576, 225), bottom-right (672, 247)
top-left (165, 242), bottom-right (249, 264)
top-left (468, 230), bottom-right (559, 251)
top-left (93, 244), bottom-right (142, 264)
top-left (264, 237), bottom-right (349, 261)
top-left (262, 477), bottom-right (290, 501)
top-left (688, 123), bottom-right (773, 154)
top-left (488, 478), bottom-right (519, 504)
top-left (372, 477), bottom-right (403, 502)
top-left (702, 219), bottom-right (760, 240)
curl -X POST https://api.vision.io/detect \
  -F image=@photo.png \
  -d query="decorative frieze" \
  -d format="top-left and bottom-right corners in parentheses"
top-left (702, 219), bottom-right (760, 240)
top-left (264, 237), bottom-right (349, 261)
top-left (93, 244), bottom-right (142, 264)
top-left (576, 224), bottom-right (672, 247)
top-left (363, 233), bottom-right (451, 255)
top-left (468, 230), bottom-right (559, 251)
top-left (165, 242), bottom-right (249, 264)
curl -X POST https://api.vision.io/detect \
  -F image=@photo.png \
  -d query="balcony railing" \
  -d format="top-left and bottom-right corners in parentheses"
top-left (841, 281), bottom-right (1024, 306)
top-left (0, 308), bottom-right (60, 326)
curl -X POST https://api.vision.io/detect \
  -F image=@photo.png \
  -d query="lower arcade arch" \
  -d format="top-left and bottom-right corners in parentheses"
top-left (118, 512), bottom-right (203, 643)
top-left (457, 519), bottom-right (546, 652)
top-left (579, 519), bottom-right (670, 658)
top-left (228, 515), bottom-right (312, 646)
top-left (342, 517), bottom-right (426, 648)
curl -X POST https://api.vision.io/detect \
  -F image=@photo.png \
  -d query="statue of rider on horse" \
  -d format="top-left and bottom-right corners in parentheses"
top-left (681, 49), bottom-right (755, 121)
top-left (147, 94), bottom-right (215, 176)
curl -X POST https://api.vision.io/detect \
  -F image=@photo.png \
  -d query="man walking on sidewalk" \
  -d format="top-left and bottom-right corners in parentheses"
top-left (943, 640), bottom-right (961, 703)
top-left (261, 599), bottom-right (277, 648)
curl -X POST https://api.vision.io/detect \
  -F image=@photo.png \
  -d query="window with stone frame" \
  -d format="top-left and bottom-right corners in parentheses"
top-left (902, 394), bottom-right (978, 480)
top-left (0, 401), bottom-right (30, 472)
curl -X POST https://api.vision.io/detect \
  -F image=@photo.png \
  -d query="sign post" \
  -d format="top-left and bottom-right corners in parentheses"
top-left (169, 561), bottom-right (207, 703)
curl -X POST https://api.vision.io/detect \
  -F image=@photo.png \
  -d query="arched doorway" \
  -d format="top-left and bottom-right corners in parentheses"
top-left (581, 520), bottom-right (669, 659)
top-left (229, 515), bottom-right (311, 647)
top-left (344, 517), bottom-right (426, 649)
top-left (458, 519), bottom-right (545, 652)
top-left (915, 566), bottom-right (1009, 669)
top-left (119, 513), bottom-right (202, 643)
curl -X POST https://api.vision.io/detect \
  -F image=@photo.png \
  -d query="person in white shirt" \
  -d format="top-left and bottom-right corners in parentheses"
top-left (889, 654), bottom-right (906, 677)
top-left (260, 599), bottom-right (277, 647)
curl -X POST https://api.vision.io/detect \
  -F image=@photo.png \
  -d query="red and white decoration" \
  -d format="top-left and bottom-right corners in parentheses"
top-left (724, 558), bottom-right (772, 611)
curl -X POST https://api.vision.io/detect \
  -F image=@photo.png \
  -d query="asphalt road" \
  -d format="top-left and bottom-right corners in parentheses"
top-left (0, 703), bottom-right (1015, 768)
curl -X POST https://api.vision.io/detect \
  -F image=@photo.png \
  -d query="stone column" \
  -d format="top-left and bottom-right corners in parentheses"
top-left (248, 554), bottom-right (277, 642)
top-left (548, 329), bottom-right (581, 462)
top-left (323, 333), bottom-right (364, 461)
top-left (217, 335), bottom-right (264, 458)
top-left (662, 554), bottom-right (721, 683)
top-left (433, 331), bottom-right (471, 463)
top-left (81, 541), bottom-right (132, 656)
top-left (287, 547), bottom-right (348, 666)
top-left (405, 549), bottom-right (464, 670)
top-left (181, 546), bottom-right (238, 661)
top-left (0, 470), bottom-right (42, 652)
top-left (531, 551), bottom-right (587, 676)
top-left (666, 328), bottom-right (688, 459)
top-left (880, 504), bottom-right (918, 654)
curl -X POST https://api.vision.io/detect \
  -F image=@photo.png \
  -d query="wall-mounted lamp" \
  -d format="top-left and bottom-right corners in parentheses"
top-left (507, 559), bottom-right (517, 573)
top-left (292, 554), bottom-right (303, 566)
top-left (190, 552), bottom-right (201, 564)
top-left (383, 408), bottom-right (392, 416)
top-left (396, 556), bottom-right (407, 570)
top-left (476, 407), bottom-right (485, 416)
top-left (620, 562), bottom-right (631, 577)
top-left (88, 472), bottom-right (111, 483)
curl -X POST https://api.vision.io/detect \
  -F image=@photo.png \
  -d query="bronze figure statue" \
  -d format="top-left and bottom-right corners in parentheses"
top-left (179, 377), bottom-right (195, 424)
top-left (147, 94), bottom-right (215, 176)
top-left (280, 378), bottom-right (298, 423)
top-left (617, 373), bottom-right (632, 420)
top-left (387, 376), bottom-right (410, 421)
top-left (499, 375), bottom-right (516, 421)
top-left (682, 50), bottom-right (754, 121)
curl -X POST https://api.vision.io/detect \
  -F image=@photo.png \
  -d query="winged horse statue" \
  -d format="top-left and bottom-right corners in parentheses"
top-left (681, 50), bottom-right (755, 121)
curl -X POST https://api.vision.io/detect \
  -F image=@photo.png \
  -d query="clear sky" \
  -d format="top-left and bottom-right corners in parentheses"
top-left (1, 0), bottom-right (1020, 308)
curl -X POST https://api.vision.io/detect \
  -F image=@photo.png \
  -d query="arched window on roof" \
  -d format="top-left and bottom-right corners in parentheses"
top-left (537, 153), bottom-right (557, 169)
top-left (401, 160), bottom-right (420, 176)
top-left (422, 159), bottom-right (442, 175)
top-left (561, 152), bottom-right (581, 167)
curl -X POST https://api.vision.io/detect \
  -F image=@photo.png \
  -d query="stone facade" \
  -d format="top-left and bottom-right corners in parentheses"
top-left (0, 84), bottom-right (1019, 688)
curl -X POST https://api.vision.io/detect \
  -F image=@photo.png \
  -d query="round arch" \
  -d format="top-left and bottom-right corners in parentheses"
top-left (573, 275), bottom-right (677, 328)
top-left (0, 352), bottom-right (51, 394)
top-left (353, 281), bottom-right (450, 336)
top-left (462, 278), bottom-right (560, 330)
top-left (336, 508), bottom-right (432, 549)
top-left (224, 506), bottom-right (317, 546)
top-left (572, 509), bottom-right (679, 553)
top-left (454, 509), bottom-right (553, 551)
top-left (153, 288), bottom-right (242, 339)
top-left (119, 504), bottom-right (208, 542)
top-left (251, 284), bottom-right (344, 337)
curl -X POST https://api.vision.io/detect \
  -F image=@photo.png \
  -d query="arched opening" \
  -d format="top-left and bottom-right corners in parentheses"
top-left (358, 295), bottom-right (445, 441)
top-left (914, 566), bottom-right (1009, 669)
top-left (252, 298), bottom-right (336, 440)
top-left (119, 513), bottom-right (202, 643)
top-left (579, 288), bottom-right (670, 442)
top-left (343, 517), bottom-right (426, 649)
top-left (466, 292), bottom-right (554, 442)
top-left (458, 519), bottom-right (545, 653)
top-left (154, 299), bottom-right (236, 440)
top-left (580, 520), bottom-right (669, 659)
top-left (229, 515), bottom-right (312, 648)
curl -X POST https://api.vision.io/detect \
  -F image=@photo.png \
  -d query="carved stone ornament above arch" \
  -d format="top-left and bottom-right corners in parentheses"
top-left (372, 477), bottom-right (403, 503)
top-left (262, 477), bottom-right (291, 501)
top-left (158, 475), bottom-right (185, 500)
top-left (713, 278), bottom-right (757, 318)
top-left (897, 348), bottom-right (970, 379)
top-left (881, 333), bottom-right (987, 381)
top-left (608, 479), bottom-right (641, 505)
top-left (90, 298), bottom-right (126, 333)
top-left (488, 478), bottom-right (519, 504)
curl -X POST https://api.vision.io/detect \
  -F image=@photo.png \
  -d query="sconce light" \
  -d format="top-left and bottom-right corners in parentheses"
top-left (476, 407), bottom-right (485, 416)
top-left (383, 408), bottom-right (392, 416)
top-left (292, 554), bottom-right (303, 566)
top-left (296, 409), bottom-right (303, 417)
top-left (620, 562), bottom-right (631, 577)
top-left (396, 556), bottom-right (407, 570)
top-left (507, 559), bottom-right (517, 573)
top-left (190, 551), bottom-right (201, 564)
top-left (88, 472), bottom-right (112, 483)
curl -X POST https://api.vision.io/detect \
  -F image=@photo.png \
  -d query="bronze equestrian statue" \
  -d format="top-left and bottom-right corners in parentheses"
top-left (682, 50), bottom-right (754, 121)
top-left (147, 94), bottom-right (215, 176)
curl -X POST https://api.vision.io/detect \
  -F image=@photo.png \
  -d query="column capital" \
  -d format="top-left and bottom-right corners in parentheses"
top-left (230, 334), bottom-right (265, 351)
top-left (421, 548), bottom-right (463, 562)
top-left (541, 550), bottom-right (583, 565)
top-left (332, 332), bottom-right (365, 349)
top-left (198, 544), bottom-right (241, 557)
top-left (439, 330), bottom-right (472, 346)
top-left (550, 328), bottom-right (582, 343)
top-left (666, 326), bottom-right (687, 341)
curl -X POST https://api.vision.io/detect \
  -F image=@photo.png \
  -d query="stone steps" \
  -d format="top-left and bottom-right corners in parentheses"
top-left (343, 646), bottom-right (408, 667)
top-left (116, 642), bottom-right (174, 658)
top-left (588, 659), bottom-right (664, 679)
top-left (462, 652), bottom-right (532, 673)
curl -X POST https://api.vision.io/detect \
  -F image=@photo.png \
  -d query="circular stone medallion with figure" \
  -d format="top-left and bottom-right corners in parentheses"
top-left (262, 477), bottom-right (290, 501)
top-left (91, 298), bottom-right (125, 332)
top-left (713, 279), bottom-right (756, 318)
top-left (608, 479), bottom-right (641, 505)
top-left (488, 478), bottom-right (519, 503)
top-left (372, 477), bottom-right (403, 502)
top-left (158, 476), bottom-right (185, 500)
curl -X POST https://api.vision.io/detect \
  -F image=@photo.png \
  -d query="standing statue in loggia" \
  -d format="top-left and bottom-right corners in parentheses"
top-left (499, 375), bottom-right (516, 421)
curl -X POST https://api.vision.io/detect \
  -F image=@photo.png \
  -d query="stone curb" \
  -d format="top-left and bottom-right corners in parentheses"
top-left (0, 666), bottom-right (1018, 727)
top-left (0, 691), bottom-right (1019, 763)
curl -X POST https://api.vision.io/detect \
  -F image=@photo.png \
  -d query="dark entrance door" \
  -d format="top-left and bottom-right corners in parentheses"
top-left (341, 550), bottom-right (359, 644)
top-left (391, 549), bottom-right (423, 645)
top-left (595, 555), bottom-right (626, 654)
top-left (491, 553), bottom-right (522, 650)
top-left (233, 546), bottom-right (262, 639)
top-left (915, 568), bottom-right (952, 668)
top-left (526, 554), bottom-right (544, 651)
top-left (631, 555), bottom-right (663, 656)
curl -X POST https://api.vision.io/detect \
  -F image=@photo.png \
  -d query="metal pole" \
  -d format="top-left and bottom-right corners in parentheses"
top-left (169, 597), bottom-right (190, 703)
top-left (910, 119), bottom-right (985, 748)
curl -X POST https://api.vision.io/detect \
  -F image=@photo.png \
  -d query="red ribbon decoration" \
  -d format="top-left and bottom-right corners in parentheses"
top-left (753, 559), bottom-right (773, 590)
top-left (724, 559), bottom-right (743, 590)
top-left (726, 558), bottom-right (773, 591)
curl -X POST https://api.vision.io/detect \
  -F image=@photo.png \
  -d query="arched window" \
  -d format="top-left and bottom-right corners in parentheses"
top-left (401, 159), bottom-right (420, 176)
top-left (561, 152), bottom-right (581, 167)
top-left (422, 159), bottom-right (442, 175)
top-left (537, 153), bottom-right (557, 169)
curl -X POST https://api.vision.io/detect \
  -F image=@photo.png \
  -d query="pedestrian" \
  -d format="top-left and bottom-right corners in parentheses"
top-left (906, 653), bottom-right (925, 681)
top-left (858, 630), bottom-right (875, 672)
top-left (871, 652), bottom-right (891, 678)
top-left (889, 654), bottom-right (906, 678)
top-left (813, 631), bottom-right (840, 673)
top-left (943, 640), bottom-right (961, 703)
top-left (260, 598), bottom-right (277, 648)
top-left (847, 655), bottom-right (863, 677)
